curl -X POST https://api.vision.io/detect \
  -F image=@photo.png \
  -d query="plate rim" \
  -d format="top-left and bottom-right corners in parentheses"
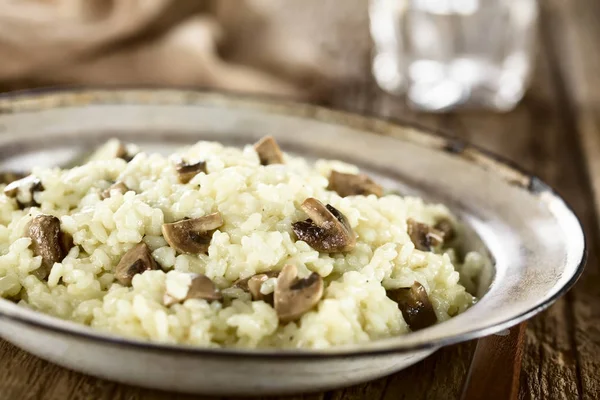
top-left (0, 86), bottom-right (587, 359)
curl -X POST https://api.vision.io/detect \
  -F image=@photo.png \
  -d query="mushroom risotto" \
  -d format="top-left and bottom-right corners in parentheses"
top-left (0, 137), bottom-right (484, 348)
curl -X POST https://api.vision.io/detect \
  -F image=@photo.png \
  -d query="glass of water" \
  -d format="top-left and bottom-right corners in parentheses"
top-left (369, 0), bottom-right (538, 112)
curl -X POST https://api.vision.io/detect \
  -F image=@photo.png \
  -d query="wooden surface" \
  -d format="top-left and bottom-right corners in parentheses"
top-left (460, 323), bottom-right (527, 400)
top-left (1, 0), bottom-right (600, 399)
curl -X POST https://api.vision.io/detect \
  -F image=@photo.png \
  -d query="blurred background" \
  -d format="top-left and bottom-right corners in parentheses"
top-left (0, 0), bottom-right (542, 112)
top-left (0, 0), bottom-right (370, 102)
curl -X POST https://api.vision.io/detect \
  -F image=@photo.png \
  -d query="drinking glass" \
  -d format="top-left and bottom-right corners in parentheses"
top-left (369, 0), bottom-right (538, 112)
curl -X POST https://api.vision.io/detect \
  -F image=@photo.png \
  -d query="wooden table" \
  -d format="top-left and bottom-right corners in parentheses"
top-left (1, 0), bottom-right (599, 399)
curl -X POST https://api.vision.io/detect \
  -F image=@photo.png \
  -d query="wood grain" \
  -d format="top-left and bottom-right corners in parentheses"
top-left (460, 323), bottom-right (527, 400)
top-left (1, 0), bottom-right (600, 399)
top-left (539, 1), bottom-right (600, 398)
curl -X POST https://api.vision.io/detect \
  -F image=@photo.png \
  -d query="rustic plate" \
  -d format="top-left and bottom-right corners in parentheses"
top-left (0, 88), bottom-right (586, 396)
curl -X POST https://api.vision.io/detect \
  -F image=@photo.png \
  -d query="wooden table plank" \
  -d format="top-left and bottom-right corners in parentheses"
top-left (461, 323), bottom-right (527, 400)
top-left (533, 1), bottom-right (600, 399)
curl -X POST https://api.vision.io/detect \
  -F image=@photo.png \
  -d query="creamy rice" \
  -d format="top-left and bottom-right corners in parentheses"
top-left (0, 139), bottom-right (480, 349)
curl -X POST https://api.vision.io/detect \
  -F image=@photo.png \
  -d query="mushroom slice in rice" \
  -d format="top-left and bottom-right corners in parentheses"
top-left (187, 274), bottom-right (222, 301)
top-left (115, 242), bottom-right (159, 286)
top-left (88, 139), bottom-right (138, 162)
top-left (387, 282), bottom-right (437, 331)
top-left (4, 175), bottom-right (44, 209)
top-left (254, 136), bottom-right (284, 165)
top-left (274, 264), bottom-right (324, 323)
top-left (434, 218), bottom-right (455, 243)
top-left (115, 142), bottom-right (131, 161)
top-left (175, 160), bottom-right (207, 184)
top-left (292, 198), bottom-right (356, 253)
top-left (234, 271), bottom-right (279, 291)
top-left (164, 274), bottom-right (222, 306)
top-left (327, 170), bottom-right (383, 197)
top-left (407, 218), bottom-right (444, 252)
top-left (233, 271), bottom-right (279, 303)
top-left (27, 215), bottom-right (73, 280)
top-left (162, 212), bottom-right (224, 254)
top-left (100, 181), bottom-right (129, 199)
top-left (112, 140), bottom-right (138, 162)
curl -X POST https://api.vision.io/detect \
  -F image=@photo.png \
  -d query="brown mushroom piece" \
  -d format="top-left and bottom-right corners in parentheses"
top-left (254, 136), bottom-right (284, 165)
top-left (327, 171), bottom-right (383, 197)
top-left (234, 271), bottom-right (279, 303)
top-left (115, 242), bottom-right (159, 286)
top-left (274, 264), bottom-right (324, 323)
top-left (164, 274), bottom-right (222, 306)
top-left (115, 142), bottom-right (132, 161)
top-left (292, 198), bottom-right (356, 253)
top-left (113, 141), bottom-right (138, 162)
top-left (88, 140), bottom-right (138, 163)
top-left (247, 275), bottom-right (272, 303)
top-left (175, 160), bottom-right (207, 184)
top-left (27, 215), bottom-right (73, 280)
top-left (4, 175), bottom-right (44, 209)
top-left (234, 271), bottom-right (279, 291)
top-left (60, 231), bottom-right (74, 255)
top-left (100, 181), bottom-right (130, 199)
top-left (387, 282), bottom-right (437, 331)
top-left (434, 218), bottom-right (455, 243)
top-left (162, 212), bottom-right (224, 254)
top-left (186, 274), bottom-right (222, 301)
top-left (407, 218), bottom-right (444, 252)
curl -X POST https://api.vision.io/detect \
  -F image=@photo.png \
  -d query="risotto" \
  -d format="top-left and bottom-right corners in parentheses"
top-left (0, 137), bottom-right (483, 349)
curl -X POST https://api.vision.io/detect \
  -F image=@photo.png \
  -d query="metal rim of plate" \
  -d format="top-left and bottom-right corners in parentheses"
top-left (0, 87), bottom-right (587, 360)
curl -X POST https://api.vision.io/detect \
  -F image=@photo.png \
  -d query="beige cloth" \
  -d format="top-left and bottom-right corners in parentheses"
top-left (0, 0), bottom-right (369, 99)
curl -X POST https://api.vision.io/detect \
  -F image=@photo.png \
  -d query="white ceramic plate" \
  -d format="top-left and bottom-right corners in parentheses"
top-left (0, 89), bottom-right (586, 396)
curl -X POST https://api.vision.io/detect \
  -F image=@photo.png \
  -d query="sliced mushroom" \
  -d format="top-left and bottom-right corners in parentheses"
top-left (434, 218), bottom-right (455, 243)
top-left (162, 212), bottom-right (224, 254)
top-left (115, 142), bottom-right (132, 161)
top-left (27, 215), bottom-right (72, 280)
top-left (115, 242), bottom-right (159, 286)
top-left (187, 274), bottom-right (222, 301)
top-left (234, 271), bottom-right (279, 303)
top-left (407, 218), bottom-right (444, 252)
top-left (0, 171), bottom-right (27, 185)
top-left (175, 160), bottom-right (207, 184)
top-left (274, 264), bottom-right (324, 323)
top-left (327, 171), bottom-right (383, 197)
top-left (88, 139), bottom-right (138, 162)
top-left (60, 231), bottom-right (74, 256)
top-left (4, 175), bottom-right (44, 209)
top-left (247, 275), bottom-right (272, 303)
top-left (233, 271), bottom-right (279, 291)
top-left (254, 136), bottom-right (284, 165)
top-left (100, 181), bottom-right (129, 199)
top-left (387, 282), bottom-right (437, 331)
top-left (292, 198), bottom-right (356, 253)
top-left (164, 273), bottom-right (222, 306)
